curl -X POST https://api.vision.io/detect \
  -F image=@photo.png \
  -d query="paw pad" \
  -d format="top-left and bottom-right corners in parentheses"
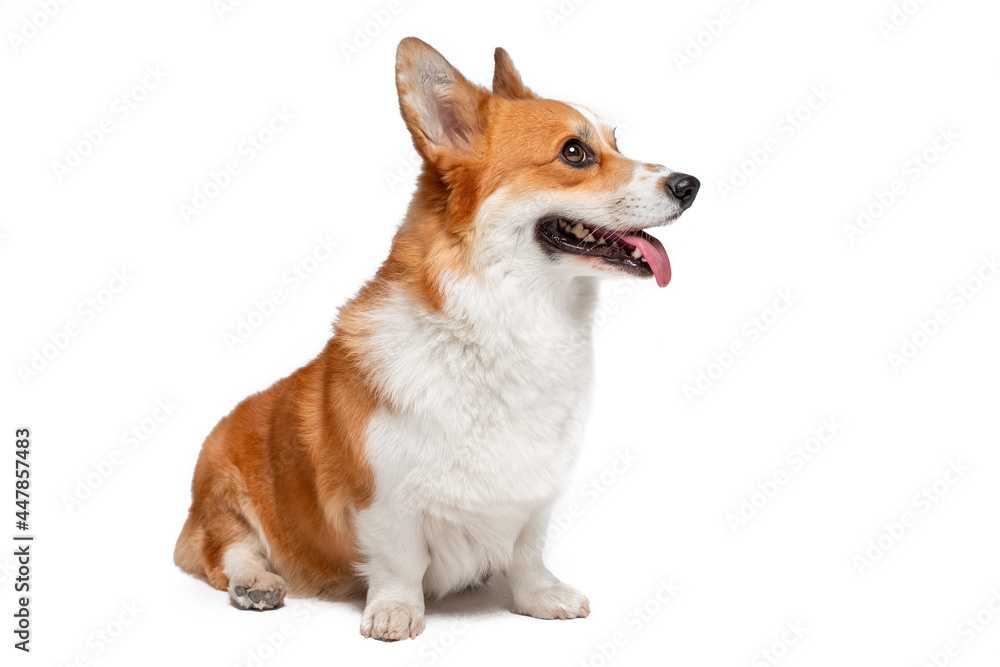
top-left (228, 573), bottom-right (287, 611)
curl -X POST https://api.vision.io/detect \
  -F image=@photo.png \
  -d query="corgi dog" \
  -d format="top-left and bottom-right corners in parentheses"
top-left (174, 37), bottom-right (698, 641)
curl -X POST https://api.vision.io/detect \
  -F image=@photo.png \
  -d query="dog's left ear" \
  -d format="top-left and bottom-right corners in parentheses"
top-left (396, 38), bottom-right (490, 165)
top-left (493, 47), bottom-right (536, 100)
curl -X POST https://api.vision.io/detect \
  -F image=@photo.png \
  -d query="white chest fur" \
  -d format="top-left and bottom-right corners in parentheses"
top-left (354, 274), bottom-right (598, 594)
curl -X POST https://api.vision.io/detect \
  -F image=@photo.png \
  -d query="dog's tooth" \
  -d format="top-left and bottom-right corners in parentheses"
top-left (571, 223), bottom-right (587, 239)
top-left (610, 241), bottom-right (619, 248)
top-left (596, 237), bottom-right (608, 245)
top-left (631, 248), bottom-right (643, 259)
top-left (583, 233), bottom-right (597, 243)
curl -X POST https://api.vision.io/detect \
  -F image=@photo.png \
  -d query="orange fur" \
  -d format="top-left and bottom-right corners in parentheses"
top-left (174, 335), bottom-right (378, 596)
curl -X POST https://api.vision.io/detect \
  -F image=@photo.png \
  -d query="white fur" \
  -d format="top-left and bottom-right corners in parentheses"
top-left (354, 265), bottom-right (596, 634)
top-left (354, 262), bottom-right (597, 598)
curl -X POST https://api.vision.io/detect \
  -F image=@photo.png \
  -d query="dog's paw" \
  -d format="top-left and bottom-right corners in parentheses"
top-left (513, 582), bottom-right (590, 620)
top-left (360, 600), bottom-right (425, 641)
top-left (228, 571), bottom-right (287, 611)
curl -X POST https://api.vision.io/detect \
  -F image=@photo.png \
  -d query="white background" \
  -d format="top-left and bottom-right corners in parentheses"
top-left (2, 0), bottom-right (999, 665)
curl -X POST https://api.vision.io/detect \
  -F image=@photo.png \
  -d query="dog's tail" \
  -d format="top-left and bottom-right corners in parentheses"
top-left (173, 513), bottom-right (208, 581)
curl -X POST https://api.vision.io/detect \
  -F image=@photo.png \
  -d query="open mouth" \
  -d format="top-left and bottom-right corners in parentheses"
top-left (535, 216), bottom-right (672, 287)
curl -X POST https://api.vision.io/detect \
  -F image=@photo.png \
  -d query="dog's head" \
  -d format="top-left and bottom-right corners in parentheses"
top-left (394, 38), bottom-right (698, 292)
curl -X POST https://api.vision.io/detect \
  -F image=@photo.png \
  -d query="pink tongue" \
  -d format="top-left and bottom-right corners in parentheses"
top-left (621, 233), bottom-right (671, 287)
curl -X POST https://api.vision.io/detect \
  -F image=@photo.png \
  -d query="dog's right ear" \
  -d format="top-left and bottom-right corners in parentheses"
top-left (396, 38), bottom-right (490, 166)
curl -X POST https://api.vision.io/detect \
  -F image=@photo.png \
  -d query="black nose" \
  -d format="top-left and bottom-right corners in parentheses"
top-left (664, 173), bottom-right (700, 210)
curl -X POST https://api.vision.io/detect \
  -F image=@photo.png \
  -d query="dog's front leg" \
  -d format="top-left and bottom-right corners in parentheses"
top-left (508, 504), bottom-right (590, 621)
top-left (356, 504), bottom-right (429, 641)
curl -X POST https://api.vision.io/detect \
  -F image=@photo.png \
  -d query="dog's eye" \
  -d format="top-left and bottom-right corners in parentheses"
top-left (561, 140), bottom-right (591, 166)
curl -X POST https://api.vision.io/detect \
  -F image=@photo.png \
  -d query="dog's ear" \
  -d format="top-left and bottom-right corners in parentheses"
top-left (396, 38), bottom-right (490, 165)
top-left (493, 47), bottom-right (536, 100)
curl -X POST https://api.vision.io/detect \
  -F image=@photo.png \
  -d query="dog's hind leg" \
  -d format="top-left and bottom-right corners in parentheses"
top-left (222, 532), bottom-right (287, 611)
top-left (193, 496), bottom-right (288, 611)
